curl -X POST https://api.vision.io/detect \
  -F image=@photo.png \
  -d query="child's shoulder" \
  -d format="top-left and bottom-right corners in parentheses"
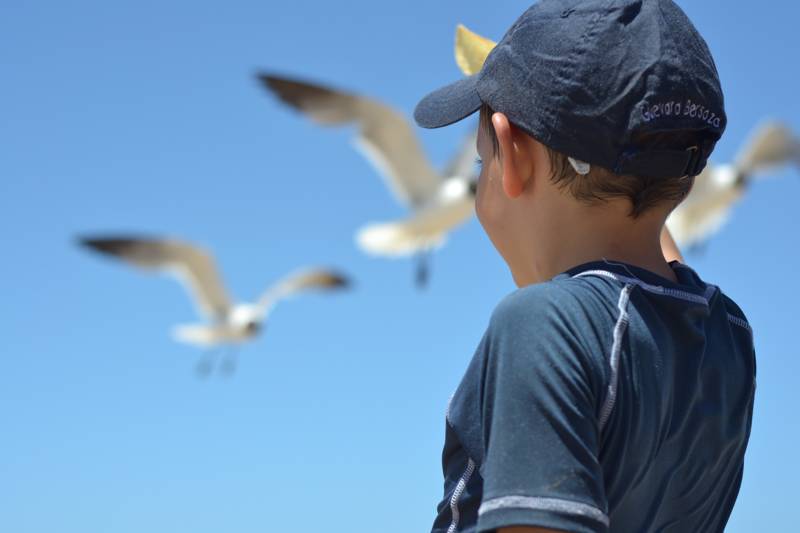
top-left (480, 275), bottom-right (620, 389)
top-left (718, 289), bottom-right (751, 323)
top-left (490, 272), bottom-right (621, 326)
top-left (715, 289), bottom-right (754, 342)
top-left (486, 274), bottom-right (622, 363)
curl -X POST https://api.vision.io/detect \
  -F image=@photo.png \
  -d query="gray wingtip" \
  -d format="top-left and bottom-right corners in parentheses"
top-left (325, 271), bottom-right (352, 290)
top-left (255, 71), bottom-right (315, 97)
top-left (254, 71), bottom-right (280, 90)
top-left (77, 235), bottom-right (153, 258)
top-left (254, 71), bottom-right (350, 110)
top-left (78, 235), bottom-right (130, 254)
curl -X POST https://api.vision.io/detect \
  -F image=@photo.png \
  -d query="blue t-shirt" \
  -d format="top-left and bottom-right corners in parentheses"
top-left (432, 261), bottom-right (755, 533)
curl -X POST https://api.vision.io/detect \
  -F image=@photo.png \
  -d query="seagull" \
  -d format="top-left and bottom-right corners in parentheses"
top-left (257, 73), bottom-right (478, 288)
top-left (79, 236), bottom-right (350, 374)
top-left (451, 24), bottom-right (800, 249)
top-left (666, 121), bottom-right (800, 247)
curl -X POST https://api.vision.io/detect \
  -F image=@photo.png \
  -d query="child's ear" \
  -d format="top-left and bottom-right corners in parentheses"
top-left (492, 112), bottom-right (534, 199)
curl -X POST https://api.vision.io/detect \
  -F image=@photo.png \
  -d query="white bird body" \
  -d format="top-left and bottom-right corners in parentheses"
top-left (357, 176), bottom-right (475, 256)
top-left (259, 74), bottom-right (478, 285)
top-left (667, 122), bottom-right (800, 247)
top-left (80, 236), bottom-right (349, 348)
top-left (172, 304), bottom-right (264, 347)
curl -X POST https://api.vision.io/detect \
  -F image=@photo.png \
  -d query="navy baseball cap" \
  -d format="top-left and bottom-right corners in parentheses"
top-left (414, 0), bottom-right (726, 179)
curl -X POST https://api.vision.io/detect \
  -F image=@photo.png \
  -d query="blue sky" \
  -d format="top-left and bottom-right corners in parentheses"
top-left (1, 1), bottom-right (798, 531)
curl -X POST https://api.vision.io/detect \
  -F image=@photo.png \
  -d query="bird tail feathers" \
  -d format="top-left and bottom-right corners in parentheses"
top-left (171, 324), bottom-right (225, 347)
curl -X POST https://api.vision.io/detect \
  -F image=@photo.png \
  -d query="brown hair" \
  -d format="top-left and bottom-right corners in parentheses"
top-left (479, 104), bottom-right (695, 217)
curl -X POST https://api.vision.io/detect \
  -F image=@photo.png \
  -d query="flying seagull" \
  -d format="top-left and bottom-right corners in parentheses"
top-left (452, 24), bottom-right (800, 249)
top-left (257, 73), bottom-right (478, 288)
top-left (79, 236), bottom-right (350, 374)
top-left (666, 121), bottom-right (800, 247)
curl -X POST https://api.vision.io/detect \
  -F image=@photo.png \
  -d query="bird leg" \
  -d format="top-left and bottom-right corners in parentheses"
top-left (220, 346), bottom-right (238, 377)
top-left (195, 348), bottom-right (219, 378)
top-left (415, 251), bottom-right (430, 289)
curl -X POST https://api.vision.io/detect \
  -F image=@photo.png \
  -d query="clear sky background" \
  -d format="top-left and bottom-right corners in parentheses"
top-left (1, 1), bottom-right (798, 532)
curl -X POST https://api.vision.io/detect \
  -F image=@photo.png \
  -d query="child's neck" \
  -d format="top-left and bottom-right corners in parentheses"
top-left (513, 199), bottom-right (676, 287)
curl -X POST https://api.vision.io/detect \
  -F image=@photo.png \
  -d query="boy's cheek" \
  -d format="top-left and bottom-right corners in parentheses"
top-left (475, 169), bottom-right (503, 232)
top-left (474, 170), bottom-right (491, 222)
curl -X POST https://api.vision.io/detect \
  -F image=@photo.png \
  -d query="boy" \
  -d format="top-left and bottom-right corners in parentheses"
top-left (414, 1), bottom-right (756, 532)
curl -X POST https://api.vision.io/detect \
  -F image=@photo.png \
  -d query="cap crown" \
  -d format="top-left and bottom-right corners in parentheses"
top-left (477, 0), bottom-right (725, 178)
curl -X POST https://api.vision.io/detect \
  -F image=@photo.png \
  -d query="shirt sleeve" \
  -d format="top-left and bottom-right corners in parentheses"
top-left (475, 284), bottom-right (611, 533)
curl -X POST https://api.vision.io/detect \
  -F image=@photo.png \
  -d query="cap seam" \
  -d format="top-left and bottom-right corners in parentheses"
top-left (550, 0), bottom-right (616, 155)
top-left (617, 0), bottom-right (676, 156)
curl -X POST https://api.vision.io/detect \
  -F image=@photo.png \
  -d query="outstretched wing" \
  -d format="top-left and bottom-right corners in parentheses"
top-left (356, 194), bottom-right (475, 257)
top-left (735, 121), bottom-right (800, 178)
top-left (258, 73), bottom-right (441, 207)
top-left (256, 268), bottom-right (350, 317)
top-left (666, 164), bottom-right (742, 247)
top-left (79, 236), bottom-right (232, 320)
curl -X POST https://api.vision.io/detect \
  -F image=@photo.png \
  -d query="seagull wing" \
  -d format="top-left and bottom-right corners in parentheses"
top-left (735, 121), bottom-right (800, 178)
top-left (443, 127), bottom-right (479, 179)
top-left (79, 236), bottom-right (232, 320)
top-left (357, 194), bottom-right (475, 257)
top-left (256, 268), bottom-right (350, 317)
top-left (666, 165), bottom-right (742, 246)
top-left (668, 122), bottom-right (800, 247)
top-left (258, 73), bottom-right (441, 207)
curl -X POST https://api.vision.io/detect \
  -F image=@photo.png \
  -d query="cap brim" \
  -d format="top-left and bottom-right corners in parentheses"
top-left (414, 75), bottom-right (482, 129)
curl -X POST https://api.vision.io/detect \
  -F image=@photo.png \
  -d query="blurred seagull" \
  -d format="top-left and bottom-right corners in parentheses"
top-left (452, 24), bottom-right (800, 249)
top-left (666, 122), bottom-right (800, 247)
top-left (257, 73), bottom-right (478, 288)
top-left (79, 236), bottom-right (350, 374)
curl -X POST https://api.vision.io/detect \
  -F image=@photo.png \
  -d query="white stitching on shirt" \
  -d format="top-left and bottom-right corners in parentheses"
top-left (727, 314), bottom-right (755, 389)
top-left (478, 495), bottom-right (610, 527)
top-left (727, 313), bottom-right (753, 335)
top-left (576, 270), bottom-right (754, 422)
top-left (447, 458), bottom-right (475, 533)
top-left (575, 269), bottom-right (709, 306)
top-left (599, 285), bottom-right (633, 431)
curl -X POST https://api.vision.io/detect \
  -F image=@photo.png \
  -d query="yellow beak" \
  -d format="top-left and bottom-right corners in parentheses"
top-left (454, 24), bottom-right (497, 76)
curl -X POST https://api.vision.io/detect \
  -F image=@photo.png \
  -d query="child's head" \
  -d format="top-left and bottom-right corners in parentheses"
top-left (415, 0), bottom-right (725, 281)
top-left (477, 103), bottom-right (697, 217)
top-left (473, 102), bottom-right (698, 281)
